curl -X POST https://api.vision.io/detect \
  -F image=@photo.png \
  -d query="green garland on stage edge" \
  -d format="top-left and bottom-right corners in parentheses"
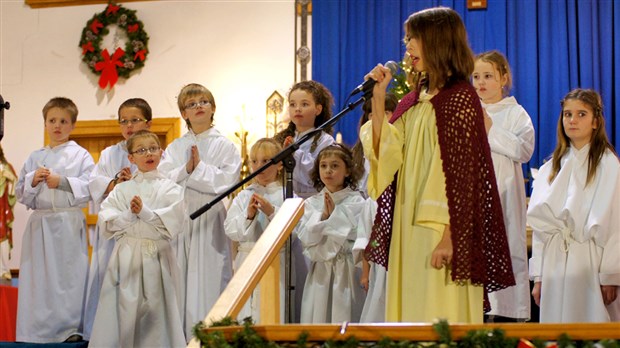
top-left (78, 3), bottom-right (149, 89)
top-left (192, 318), bottom-right (619, 348)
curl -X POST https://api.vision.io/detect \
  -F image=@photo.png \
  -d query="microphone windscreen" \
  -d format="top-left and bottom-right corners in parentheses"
top-left (385, 61), bottom-right (400, 76)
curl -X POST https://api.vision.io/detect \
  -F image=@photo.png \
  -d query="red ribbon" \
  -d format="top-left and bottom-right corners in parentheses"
top-left (90, 18), bottom-right (103, 34)
top-left (95, 48), bottom-right (125, 89)
top-left (127, 24), bottom-right (139, 33)
top-left (106, 4), bottom-right (120, 15)
top-left (81, 42), bottom-right (94, 55)
top-left (517, 339), bottom-right (535, 348)
top-left (134, 49), bottom-right (146, 62)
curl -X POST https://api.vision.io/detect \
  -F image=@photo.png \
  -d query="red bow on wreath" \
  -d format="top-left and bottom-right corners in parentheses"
top-left (95, 48), bottom-right (125, 89)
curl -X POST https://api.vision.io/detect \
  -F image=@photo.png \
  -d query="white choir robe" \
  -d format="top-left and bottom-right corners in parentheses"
top-left (483, 97), bottom-right (535, 320)
top-left (528, 145), bottom-right (620, 322)
top-left (224, 182), bottom-right (285, 323)
top-left (89, 170), bottom-right (186, 347)
top-left (84, 140), bottom-right (137, 340)
top-left (15, 141), bottom-right (94, 343)
top-left (292, 128), bottom-right (334, 199)
top-left (159, 127), bottom-right (241, 337)
top-left (352, 199), bottom-right (387, 323)
top-left (298, 187), bottom-right (367, 323)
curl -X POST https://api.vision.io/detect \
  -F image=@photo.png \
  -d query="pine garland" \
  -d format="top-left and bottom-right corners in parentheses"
top-left (193, 318), bottom-right (619, 348)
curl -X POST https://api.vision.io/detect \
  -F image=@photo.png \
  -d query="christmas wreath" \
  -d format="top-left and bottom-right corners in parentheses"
top-left (79, 3), bottom-right (149, 89)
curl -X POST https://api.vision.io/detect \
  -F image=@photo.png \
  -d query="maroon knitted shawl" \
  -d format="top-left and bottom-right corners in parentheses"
top-left (364, 80), bottom-right (515, 294)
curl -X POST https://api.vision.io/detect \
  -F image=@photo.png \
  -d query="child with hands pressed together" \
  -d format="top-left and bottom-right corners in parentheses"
top-left (83, 98), bottom-right (152, 340)
top-left (159, 83), bottom-right (241, 337)
top-left (89, 130), bottom-right (185, 347)
top-left (472, 51), bottom-right (535, 322)
top-left (528, 89), bottom-right (619, 323)
top-left (16, 97), bottom-right (95, 343)
top-left (224, 138), bottom-right (288, 323)
top-left (274, 80), bottom-right (335, 199)
top-left (297, 144), bottom-right (367, 323)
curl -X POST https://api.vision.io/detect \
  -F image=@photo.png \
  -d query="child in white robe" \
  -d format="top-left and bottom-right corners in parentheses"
top-left (351, 94), bottom-right (398, 322)
top-left (83, 98), bottom-right (152, 340)
top-left (159, 83), bottom-right (241, 337)
top-left (528, 88), bottom-right (619, 323)
top-left (89, 130), bottom-right (186, 347)
top-left (274, 80), bottom-right (336, 199)
top-left (472, 51), bottom-right (535, 322)
top-left (16, 97), bottom-right (95, 343)
top-left (224, 138), bottom-right (285, 323)
top-left (298, 144), bottom-right (366, 323)
top-left (273, 80), bottom-right (336, 322)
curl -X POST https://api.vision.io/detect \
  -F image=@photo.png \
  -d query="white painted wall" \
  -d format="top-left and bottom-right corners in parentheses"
top-left (0, 0), bottom-right (298, 269)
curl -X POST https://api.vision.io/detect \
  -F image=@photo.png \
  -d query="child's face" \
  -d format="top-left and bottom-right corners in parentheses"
top-left (181, 95), bottom-right (214, 133)
top-left (288, 89), bottom-right (322, 133)
top-left (472, 60), bottom-right (506, 104)
top-left (128, 137), bottom-right (162, 172)
top-left (562, 99), bottom-right (598, 150)
top-left (119, 106), bottom-right (151, 139)
top-left (45, 107), bottom-right (75, 147)
top-left (250, 149), bottom-right (281, 186)
top-left (405, 34), bottom-right (424, 73)
top-left (319, 154), bottom-right (349, 193)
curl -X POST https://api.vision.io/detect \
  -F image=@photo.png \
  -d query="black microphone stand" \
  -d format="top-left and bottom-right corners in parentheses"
top-left (190, 89), bottom-right (371, 323)
top-left (0, 94), bottom-right (10, 141)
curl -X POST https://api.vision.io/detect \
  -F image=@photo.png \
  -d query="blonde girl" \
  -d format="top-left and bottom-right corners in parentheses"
top-left (224, 138), bottom-right (285, 322)
top-left (472, 50), bottom-right (535, 322)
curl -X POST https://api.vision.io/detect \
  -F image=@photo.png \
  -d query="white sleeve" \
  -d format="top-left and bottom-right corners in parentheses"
top-left (487, 106), bottom-right (535, 163)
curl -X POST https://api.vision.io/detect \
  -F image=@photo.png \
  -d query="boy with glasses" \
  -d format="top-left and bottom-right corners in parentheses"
top-left (83, 98), bottom-right (152, 340)
top-left (89, 130), bottom-right (185, 347)
top-left (159, 83), bottom-right (241, 338)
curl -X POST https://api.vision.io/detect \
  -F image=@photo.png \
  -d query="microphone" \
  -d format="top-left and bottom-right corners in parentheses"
top-left (350, 61), bottom-right (400, 96)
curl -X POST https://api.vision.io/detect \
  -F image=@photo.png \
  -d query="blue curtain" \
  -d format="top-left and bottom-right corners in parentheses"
top-left (312, 0), bottom-right (619, 182)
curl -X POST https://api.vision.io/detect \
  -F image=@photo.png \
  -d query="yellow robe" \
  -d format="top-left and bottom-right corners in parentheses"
top-left (361, 91), bottom-right (483, 323)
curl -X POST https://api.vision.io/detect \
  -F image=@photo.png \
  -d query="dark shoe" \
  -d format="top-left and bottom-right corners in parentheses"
top-left (64, 334), bottom-right (83, 342)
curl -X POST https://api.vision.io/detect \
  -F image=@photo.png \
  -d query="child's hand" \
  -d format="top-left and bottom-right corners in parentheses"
top-left (601, 285), bottom-right (618, 305)
top-left (283, 136), bottom-right (294, 148)
top-left (360, 275), bottom-right (369, 292)
top-left (186, 145), bottom-right (200, 174)
top-left (320, 192), bottom-right (334, 220)
top-left (247, 196), bottom-right (258, 220)
top-left (532, 282), bottom-right (541, 306)
top-left (361, 257), bottom-right (370, 292)
top-left (130, 195), bottom-right (142, 214)
top-left (431, 226), bottom-right (452, 269)
top-left (116, 167), bottom-right (132, 183)
top-left (252, 193), bottom-right (275, 217)
top-left (32, 167), bottom-right (50, 187)
top-left (45, 174), bottom-right (61, 189)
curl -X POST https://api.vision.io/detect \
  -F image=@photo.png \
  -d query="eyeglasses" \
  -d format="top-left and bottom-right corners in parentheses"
top-left (130, 146), bottom-right (161, 156)
top-left (119, 118), bottom-right (147, 126)
top-left (184, 100), bottom-right (211, 110)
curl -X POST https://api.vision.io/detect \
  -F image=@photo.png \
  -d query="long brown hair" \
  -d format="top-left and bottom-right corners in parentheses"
top-left (405, 7), bottom-right (474, 91)
top-left (273, 80), bottom-right (334, 152)
top-left (549, 88), bottom-right (616, 186)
